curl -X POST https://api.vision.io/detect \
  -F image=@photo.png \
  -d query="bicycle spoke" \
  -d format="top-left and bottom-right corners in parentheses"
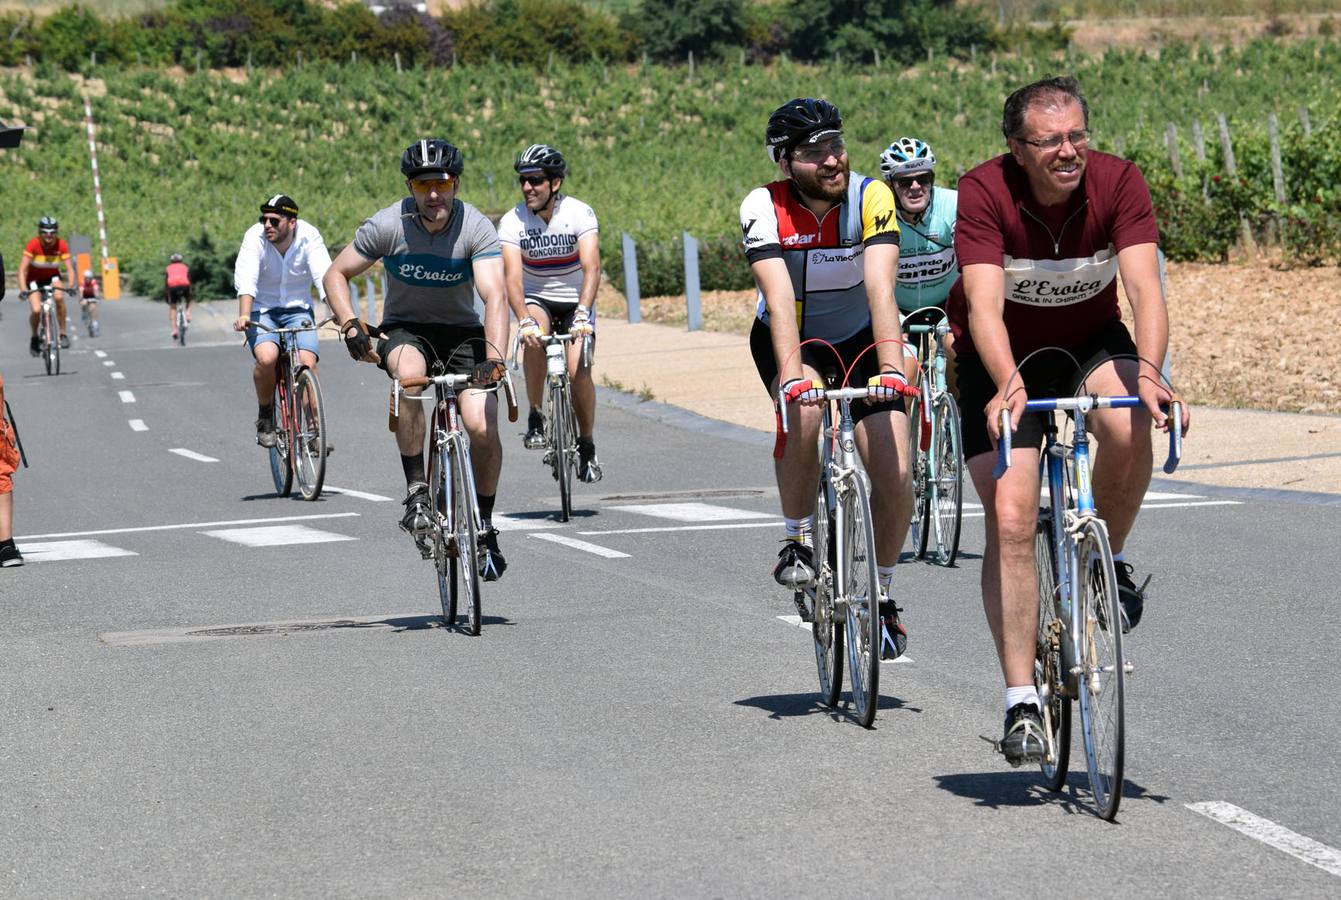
top-left (1076, 520), bottom-right (1125, 820)
top-left (292, 369), bottom-right (326, 501)
top-left (812, 469), bottom-right (842, 707)
top-left (843, 477), bottom-right (881, 728)
top-left (1035, 511), bottom-right (1071, 790)
top-left (931, 394), bottom-right (963, 566)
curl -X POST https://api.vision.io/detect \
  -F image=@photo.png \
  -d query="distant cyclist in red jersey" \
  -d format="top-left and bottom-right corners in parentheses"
top-left (18, 216), bottom-right (77, 355)
top-left (164, 253), bottom-right (193, 339)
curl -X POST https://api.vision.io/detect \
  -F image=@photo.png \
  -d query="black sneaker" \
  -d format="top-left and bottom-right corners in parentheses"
top-left (879, 597), bottom-right (907, 660)
top-left (306, 437), bottom-right (334, 456)
top-left (1001, 702), bottom-right (1046, 766)
top-left (1114, 562), bottom-right (1148, 633)
top-left (478, 527), bottom-right (507, 582)
top-left (59, 334), bottom-right (70, 349)
top-left (399, 482), bottom-right (431, 535)
top-left (772, 540), bottom-right (815, 588)
top-left (523, 410), bottom-right (545, 449)
top-left (0, 540), bottom-right (23, 568)
top-left (577, 438), bottom-right (602, 483)
top-left (255, 416), bottom-right (277, 448)
top-left (29, 335), bottom-right (40, 356)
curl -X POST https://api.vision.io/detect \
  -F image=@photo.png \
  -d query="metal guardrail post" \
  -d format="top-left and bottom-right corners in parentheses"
top-left (683, 231), bottom-right (701, 332)
top-left (621, 232), bottom-right (641, 324)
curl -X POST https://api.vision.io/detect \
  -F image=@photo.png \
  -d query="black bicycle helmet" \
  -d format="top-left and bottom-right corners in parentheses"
top-left (38, 215), bottom-right (58, 233)
top-left (401, 138), bottom-right (464, 179)
top-left (514, 143), bottom-right (567, 179)
top-left (765, 98), bottom-right (843, 163)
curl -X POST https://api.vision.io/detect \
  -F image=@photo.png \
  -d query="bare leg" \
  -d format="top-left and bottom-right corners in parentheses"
top-left (771, 365), bottom-right (825, 521)
top-left (569, 340), bottom-right (595, 438)
top-left (460, 388), bottom-right (502, 496)
top-left (854, 408), bottom-right (912, 568)
top-left (253, 342), bottom-right (280, 406)
top-left (1083, 359), bottom-right (1153, 554)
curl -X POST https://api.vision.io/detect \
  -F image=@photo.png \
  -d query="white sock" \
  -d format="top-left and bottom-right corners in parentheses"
top-left (1112, 550), bottom-right (1125, 563)
top-left (877, 564), bottom-right (896, 592)
top-left (784, 516), bottom-right (812, 542)
top-left (1005, 685), bottom-right (1040, 712)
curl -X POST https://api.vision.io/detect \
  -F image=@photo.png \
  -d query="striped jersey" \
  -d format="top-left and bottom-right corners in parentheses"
top-left (23, 237), bottom-right (70, 280)
top-left (497, 194), bottom-right (598, 305)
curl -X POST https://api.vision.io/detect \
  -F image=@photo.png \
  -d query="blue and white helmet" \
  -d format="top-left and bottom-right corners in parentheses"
top-left (879, 137), bottom-right (936, 179)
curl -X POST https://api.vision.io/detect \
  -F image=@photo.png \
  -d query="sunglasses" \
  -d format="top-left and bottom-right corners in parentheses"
top-left (518, 174), bottom-right (549, 187)
top-left (409, 176), bottom-right (454, 193)
top-left (791, 137), bottom-right (846, 164)
top-left (894, 173), bottom-right (933, 189)
top-left (259, 215), bottom-right (287, 226)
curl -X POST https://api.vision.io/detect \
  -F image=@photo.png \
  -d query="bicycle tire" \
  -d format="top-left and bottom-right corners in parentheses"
top-left (930, 394), bottom-right (964, 566)
top-left (1076, 518), bottom-right (1125, 820)
top-left (449, 435), bottom-right (483, 635)
top-left (292, 368), bottom-right (327, 501)
top-left (44, 306), bottom-right (59, 376)
top-left (433, 444), bottom-right (456, 626)
top-left (177, 307), bottom-right (187, 346)
top-left (551, 382), bottom-right (573, 522)
top-left (1035, 510), bottom-right (1071, 791)
top-left (843, 473), bottom-right (881, 728)
top-left (907, 395), bottom-right (932, 559)
top-left (812, 470), bottom-right (843, 707)
top-left (268, 382), bottom-right (293, 497)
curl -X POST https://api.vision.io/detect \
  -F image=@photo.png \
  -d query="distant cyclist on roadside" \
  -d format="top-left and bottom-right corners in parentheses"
top-left (498, 143), bottom-right (603, 482)
top-left (80, 268), bottom-right (101, 337)
top-left (164, 253), bottom-right (193, 340)
top-left (741, 97), bottom-right (915, 659)
top-left (231, 194), bottom-right (333, 449)
top-left (322, 139), bottom-right (510, 581)
top-left (18, 217), bottom-right (76, 354)
top-left (949, 76), bottom-right (1190, 764)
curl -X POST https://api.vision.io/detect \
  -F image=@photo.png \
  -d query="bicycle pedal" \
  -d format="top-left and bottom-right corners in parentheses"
top-left (792, 590), bottom-right (814, 623)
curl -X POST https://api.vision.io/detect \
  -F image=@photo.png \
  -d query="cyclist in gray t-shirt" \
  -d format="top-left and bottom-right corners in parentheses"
top-left (324, 138), bottom-right (510, 581)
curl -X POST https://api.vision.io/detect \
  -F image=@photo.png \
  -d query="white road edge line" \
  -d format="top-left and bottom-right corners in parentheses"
top-left (580, 520), bottom-right (781, 536)
top-left (16, 512), bottom-right (360, 541)
top-left (128, 419), bottom-right (148, 432)
top-left (776, 615), bottom-right (913, 663)
top-left (530, 533), bottom-right (630, 558)
top-left (324, 485), bottom-right (394, 502)
top-left (1187, 801), bottom-right (1341, 878)
top-left (118, 390), bottom-right (135, 403)
top-left (94, 350), bottom-right (107, 358)
top-left (110, 372), bottom-right (125, 380)
top-left (169, 448), bottom-right (219, 463)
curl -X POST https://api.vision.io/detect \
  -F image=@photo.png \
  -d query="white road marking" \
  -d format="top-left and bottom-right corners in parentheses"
top-left (169, 448), bottom-right (219, 463)
top-left (94, 350), bottom-right (107, 358)
top-left (611, 502), bottom-right (776, 522)
top-left (202, 524), bottom-right (356, 547)
top-left (530, 533), bottom-right (630, 558)
top-left (17, 512), bottom-right (359, 541)
top-left (960, 499), bottom-right (1239, 520)
top-left (581, 521), bottom-right (779, 536)
top-left (324, 485), bottom-right (394, 502)
top-left (19, 539), bottom-right (138, 562)
top-left (777, 615), bottom-right (913, 663)
top-left (102, 360), bottom-right (114, 367)
top-left (110, 372), bottom-right (124, 380)
top-left (118, 390), bottom-right (135, 403)
top-left (492, 512), bottom-right (561, 531)
top-left (128, 419), bottom-right (148, 432)
top-left (963, 489), bottom-right (1209, 511)
top-left (1187, 801), bottom-right (1341, 878)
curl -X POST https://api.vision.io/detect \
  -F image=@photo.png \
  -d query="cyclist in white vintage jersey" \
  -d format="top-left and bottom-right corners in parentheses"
top-left (498, 143), bottom-right (603, 482)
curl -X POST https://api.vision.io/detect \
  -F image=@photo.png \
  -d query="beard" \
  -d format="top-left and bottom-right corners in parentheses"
top-left (792, 159), bottom-right (849, 202)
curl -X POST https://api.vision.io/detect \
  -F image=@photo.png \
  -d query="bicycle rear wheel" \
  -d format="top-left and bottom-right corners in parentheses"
top-left (1076, 519), bottom-right (1125, 820)
top-left (842, 474), bottom-right (881, 728)
top-left (1035, 510), bottom-right (1071, 791)
top-left (268, 382), bottom-right (293, 497)
top-left (812, 472), bottom-right (843, 707)
top-left (930, 394), bottom-right (964, 566)
top-left (433, 445), bottom-right (456, 626)
top-left (907, 394), bottom-right (932, 559)
top-left (548, 382), bottom-right (574, 522)
top-left (449, 437), bottom-right (483, 635)
top-left (292, 368), bottom-right (327, 501)
top-left (177, 307), bottom-right (187, 346)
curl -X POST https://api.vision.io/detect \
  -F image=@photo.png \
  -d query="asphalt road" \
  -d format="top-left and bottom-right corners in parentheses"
top-left (1, 297), bottom-right (1338, 897)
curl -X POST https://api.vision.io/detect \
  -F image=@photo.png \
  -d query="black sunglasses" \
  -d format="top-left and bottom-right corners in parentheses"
top-left (259, 215), bottom-right (286, 226)
top-left (518, 174), bottom-right (549, 186)
top-left (894, 173), bottom-right (933, 189)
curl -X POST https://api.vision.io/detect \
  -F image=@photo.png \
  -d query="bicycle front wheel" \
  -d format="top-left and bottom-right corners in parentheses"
top-left (550, 382), bottom-right (574, 522)
top-left (930, 394), bottom-right (964, 566)
top-left (433, 445), bottom-right (456, 626)
top-left (449, 437), bottom-right (483, 635)
top-left (292, 368), bottom-right (327, 501)
top-left (1076, 519), bottom-right (1125, 820)
top-left (177, 307), bottom-right (187, 346)
top-left (269, 382), bottom-right (293, 497)
top-left (812, 472), bottom-right (843, 707)
top-left (907, 394), bottom-right (931, 559)
top-left (842, 475), bottom-right (881, 728)
top-left (1035, 510), bottom-right (1071, 791)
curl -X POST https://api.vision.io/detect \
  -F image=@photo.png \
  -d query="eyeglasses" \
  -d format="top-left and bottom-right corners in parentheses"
top-left (409, 176), bottom-right (454, 193)
top-left (894, 173), bottom-right (933, 189)
top-left (1016, 129), bottom-right (1090, 151)
top-left (259, 215), bottom-right (286, 227)
top-left (518, 174), bottom-right (549, 187)
top-left (39, 229), bottom-right (58, 236)
top-left (791, 137), bottom-right (846, 164)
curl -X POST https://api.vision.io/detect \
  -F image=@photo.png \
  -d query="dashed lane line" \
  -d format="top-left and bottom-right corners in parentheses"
top-left (110, 372), bottom-right (124, 380)
top-left (20, 539), bottom-right (138, 562)
top-left (169, 448), bottom-right (219, 463)
top-left (202, 524), bottom-right (356, 547)
top-left (129, 419), bottom-right (148, 432)
top-left (611, 502), bottom-right (776, 522)
top-left (102, 360), bottom-right (114, 367)
top-left (118, 390), bottom-right (135, 403)
top-left (94, 350), bottom-right (106, 358)
top-left (530, 532), bottom-right (630, 558)
top-left (16, 512), bottom-right (359, 542)
top-left (323, 485), bottom-right (394, 502)
top-left (580, 521), bottom-right (780, 536)
top-left (1187, 801), bottom-right (1341, 878)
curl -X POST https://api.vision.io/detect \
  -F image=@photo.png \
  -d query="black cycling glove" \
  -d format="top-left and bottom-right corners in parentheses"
top-left (472, 358), bottom-right (506, 386)
top-left (342, 318), bottom-right (372, 361)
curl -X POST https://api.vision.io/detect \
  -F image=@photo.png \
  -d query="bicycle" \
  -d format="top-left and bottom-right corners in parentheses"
top-left (32, 284), bottom-right (73, 376)
top-left (779, 341), bottom-right (920, 727)
top-left (903, 308), bottom-right (963, 566)
top-left (994, 382), bottom-right (1182, 819)
top-left (248, 317), bottom-right (330, 501)
top-left (509, 330), bottom-right (593, 522)
top-left (392, 362), bottom-right (517, 634)
top-left (174, 301), bottom-right (188, 346)
top-left (81, 294), bottom-right (100, 338)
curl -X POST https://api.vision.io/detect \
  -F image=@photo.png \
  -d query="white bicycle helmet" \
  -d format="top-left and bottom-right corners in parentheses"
top-left (879, 137), bottom-right (936, 179)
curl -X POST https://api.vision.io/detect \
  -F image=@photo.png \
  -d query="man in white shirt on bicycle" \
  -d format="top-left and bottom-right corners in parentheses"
top-left (232, 194), bottom-right (333, 448)
top-left (498, 143), bottom-right (603, 483)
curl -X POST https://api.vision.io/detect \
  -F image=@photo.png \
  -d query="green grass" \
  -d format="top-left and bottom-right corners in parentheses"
top-left (971, 0), bottom-right (1340, 18)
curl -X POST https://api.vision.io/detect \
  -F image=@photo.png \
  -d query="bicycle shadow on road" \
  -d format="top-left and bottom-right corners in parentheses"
top-left (734, 691), bottom-right (922, 723)
top-left (504, 508), bottom-right (599, 523)
top-left (934, 771), bottom-right (1170, 816)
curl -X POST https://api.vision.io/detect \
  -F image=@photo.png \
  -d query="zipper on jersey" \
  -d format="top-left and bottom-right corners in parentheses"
top-left (1020, 199), bottom-right (1088, 255)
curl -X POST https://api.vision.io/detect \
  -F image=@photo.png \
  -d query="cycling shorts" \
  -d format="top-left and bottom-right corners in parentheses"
top-left (524, 297), bottom-right (596, 341)
top-left (27, 273), bottom-right (59, 290)
top-left (168, 286), bottom-right (190, 304)
top-left (749, 320), bottom-right (906, 424)
top-left (247, 306), bottom-right (320, 357)
top-left (956, 318), bottom-right (1137, 460)
top-left (0, 376), bottom-right (17, 494)
top-left (376, 322), bottom-right (488, 377)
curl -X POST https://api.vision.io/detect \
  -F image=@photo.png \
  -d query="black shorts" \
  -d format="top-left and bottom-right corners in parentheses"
top-left (956, 317), bottom-right (1138, 460)
top-left (376, 321), bottom-right (488, 377)
top-left (749, 319), bottom-right (906, 424)
top-left (525, 297), bottom-right (596, 337)
top-left (28, 273), bottom-right (58, 290)
top-left (167, 286), bottom-right (190, 304)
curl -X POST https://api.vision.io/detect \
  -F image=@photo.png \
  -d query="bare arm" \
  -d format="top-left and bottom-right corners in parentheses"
top-left (17, 256), bottom-right (30, 291)
top-left (1117, 241), bottom-right (1186, 432)
top-left (500, 244), bottom-right (528, 323)
top-left (576, 232), bottom-right (600, 311)
top-left (752, 256), bottom-right (805, 388)
top-left (863, 241), bottom-right (902, 374)
top-left (473, 255), bottom-right (508, 360)
top-left (322, 243), bottom-right (377, 328)
top-left (961, 262), bottom-right (1020, 440)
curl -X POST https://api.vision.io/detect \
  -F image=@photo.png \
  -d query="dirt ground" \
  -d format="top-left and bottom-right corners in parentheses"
top-left (602, 260), bottom-right (1341, 415)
